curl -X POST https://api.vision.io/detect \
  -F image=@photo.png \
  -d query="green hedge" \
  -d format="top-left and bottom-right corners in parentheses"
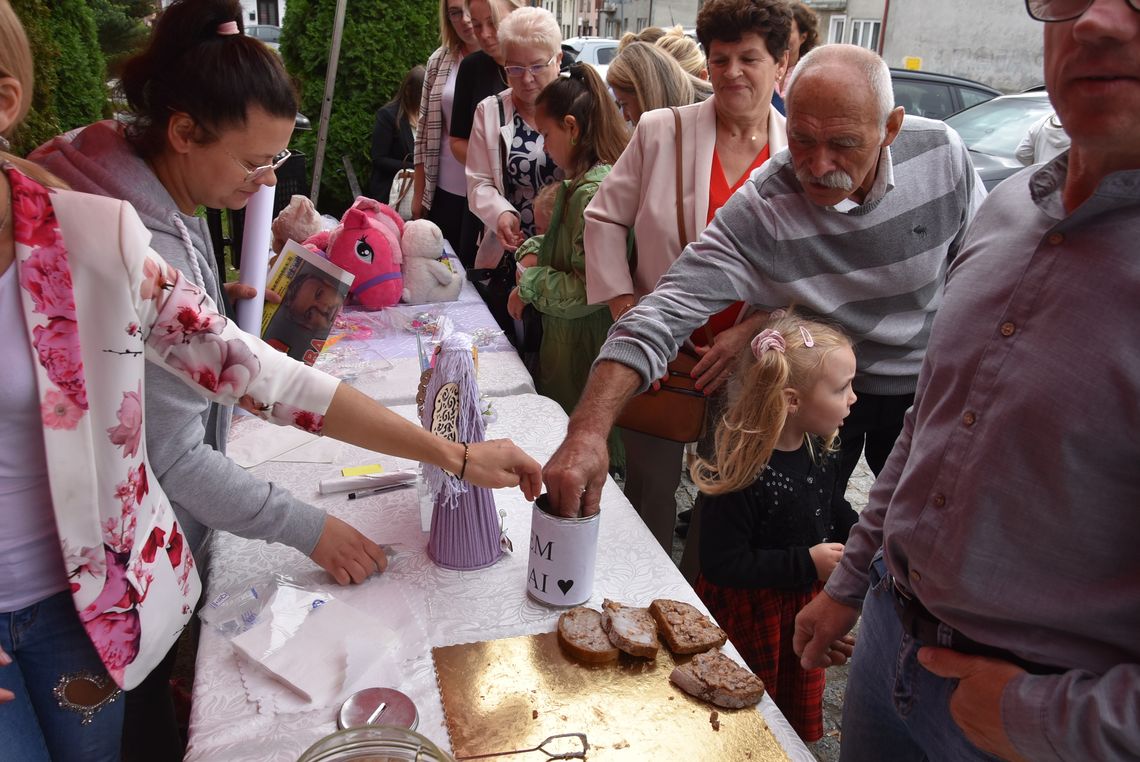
top-left (9, 0), bottom-right (106, 156)
top-left (282, 0), bottom-right (437, 216)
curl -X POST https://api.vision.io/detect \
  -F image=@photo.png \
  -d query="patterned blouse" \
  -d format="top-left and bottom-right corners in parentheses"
top-left (505, 113), bottom-right (561, 238)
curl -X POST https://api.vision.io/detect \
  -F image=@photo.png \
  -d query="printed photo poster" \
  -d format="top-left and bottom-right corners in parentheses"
top-left (261, 240), bottom-right (354, 365)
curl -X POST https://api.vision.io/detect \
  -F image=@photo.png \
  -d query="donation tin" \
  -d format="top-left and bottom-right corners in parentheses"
top-left (526, 494), bottom-right (600, 607)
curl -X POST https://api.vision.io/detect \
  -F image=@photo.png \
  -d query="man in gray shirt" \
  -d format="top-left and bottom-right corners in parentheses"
top-left (793, 1), bottom-right (1140, 759)
top-left (545, 44), bottom-right (983, 511)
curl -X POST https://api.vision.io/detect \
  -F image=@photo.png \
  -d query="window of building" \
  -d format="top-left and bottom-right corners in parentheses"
top-left (828, 15), bottom-right (846, 44)
top-left (257, 0), bottom-right (279, 26)
top-left (850, 19), bottom-right (881, 50)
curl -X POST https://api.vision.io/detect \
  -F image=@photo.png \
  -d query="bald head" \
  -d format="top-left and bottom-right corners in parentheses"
top-left (786, 44), bottom-right (894, 133)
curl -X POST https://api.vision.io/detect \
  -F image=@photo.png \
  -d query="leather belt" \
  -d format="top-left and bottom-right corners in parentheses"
top-left (885, 573), bottom-right (1064, 676)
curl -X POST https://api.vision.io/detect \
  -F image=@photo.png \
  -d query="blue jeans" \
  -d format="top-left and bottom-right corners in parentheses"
top-left (0, 591), bottom-right (124, 761)
top-left (839, 556), bottom-right (1002, 762)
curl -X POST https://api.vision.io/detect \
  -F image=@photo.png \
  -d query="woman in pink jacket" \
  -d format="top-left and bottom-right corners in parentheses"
top-left (0, 5), bottom-right (540, 758)
top-left (582, 0), bottom-right (791, 554)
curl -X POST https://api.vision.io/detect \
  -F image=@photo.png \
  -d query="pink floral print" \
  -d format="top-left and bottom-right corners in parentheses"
top-left (41, 389), bottom-right (83, 429)
top-left (32, 314), bottom-right (88, 411)
top-left (10, 172), bottom-right (57, 249)
top-left (139, 256), bottom-right (175, 302)
top-left (107, 383), bottom-right (143, 457)
top-left (164, 333), bottom-right (262, 397)
top-left (20, 242), bottom-right (76, 320)
top-left (150, 291), bottom-right (223, 351)
top-left (80, 549), bottom-right (142, 679)
top-left (262, 401), bottom-right (327, 434)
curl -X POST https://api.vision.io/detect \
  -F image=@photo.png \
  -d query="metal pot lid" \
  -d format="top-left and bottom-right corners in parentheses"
top-left (337, 687), bottom-right (418, 731)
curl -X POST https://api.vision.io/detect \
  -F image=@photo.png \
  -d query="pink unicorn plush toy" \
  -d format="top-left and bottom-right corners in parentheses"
top-left (319, 197), bottom-right (405, 310)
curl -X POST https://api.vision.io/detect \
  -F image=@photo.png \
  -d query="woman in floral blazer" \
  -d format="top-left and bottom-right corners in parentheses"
top-left (0, 158), bottom-right (541, 757)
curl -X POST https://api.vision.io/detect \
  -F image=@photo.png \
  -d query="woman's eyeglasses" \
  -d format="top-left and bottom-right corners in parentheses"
top-left (504, 55), bottom-right (557, 79)
top-left (227, 149), bottom-right (292, 183)
top-left (1026, 0), bottom-right (1139, 22)
top-left (446, 9), bottom-right (468, 21)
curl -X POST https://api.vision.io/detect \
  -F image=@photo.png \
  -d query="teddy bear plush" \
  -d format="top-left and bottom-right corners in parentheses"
top-left (400, 219), bottom-right (462, 305)
top-left (311, 197), bottom-right (405, 310)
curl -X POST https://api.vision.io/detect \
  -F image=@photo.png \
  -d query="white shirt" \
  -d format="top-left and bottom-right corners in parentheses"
top-left (0, 263), bottom-right (70, 612)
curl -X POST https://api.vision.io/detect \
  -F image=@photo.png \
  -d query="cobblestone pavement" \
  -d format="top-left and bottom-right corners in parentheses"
top-left (669, 455), bottom-right (875, 762)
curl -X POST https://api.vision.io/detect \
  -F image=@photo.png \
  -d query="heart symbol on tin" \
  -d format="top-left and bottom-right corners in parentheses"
top-left (557, 579), bottom-right (574, 595)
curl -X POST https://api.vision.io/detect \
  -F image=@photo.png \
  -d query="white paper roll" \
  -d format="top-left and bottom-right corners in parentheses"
top-left (235, 183), bottom-right (275, 335)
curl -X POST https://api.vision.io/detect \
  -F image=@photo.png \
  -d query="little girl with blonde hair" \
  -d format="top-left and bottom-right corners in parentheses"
top-left (692, 311), bottom-right (859, 742)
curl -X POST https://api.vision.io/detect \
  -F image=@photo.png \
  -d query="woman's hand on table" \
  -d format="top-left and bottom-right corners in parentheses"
top-left (463, 439), bottom-right (543, 501)
top-left (496, 211), bottom-right (524, 251)
top-left (223, 282), bottom-right (282, 305)
top-left (0, 645), bottom-right (13, 703)
top-left (309, 515), bottom-right (389, 585)
top-left (507, 287), bottom-right (526, 320)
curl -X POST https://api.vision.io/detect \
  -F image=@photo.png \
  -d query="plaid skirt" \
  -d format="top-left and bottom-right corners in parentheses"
top-left (695, 576), bottom-right (825, 742)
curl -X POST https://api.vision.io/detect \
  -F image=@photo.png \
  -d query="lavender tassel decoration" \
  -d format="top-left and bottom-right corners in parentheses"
top-left (422, 334), bottom-right (502, 570)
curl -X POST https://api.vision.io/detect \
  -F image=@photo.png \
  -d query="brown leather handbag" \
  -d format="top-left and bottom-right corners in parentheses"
top-left (614, 108), bottom-right (708, 443)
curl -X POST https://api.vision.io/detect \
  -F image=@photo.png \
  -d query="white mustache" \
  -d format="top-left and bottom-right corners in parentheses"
top-left (798, 169), bottom-right (855, 191)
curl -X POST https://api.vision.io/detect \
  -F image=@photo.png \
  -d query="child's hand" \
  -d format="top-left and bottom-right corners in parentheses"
top-left (809, 542), bottom-right (845, 581)
top-left (515, 255), bottom-right (538, 284)
top-left (507, 287), bottom-right (526, 321)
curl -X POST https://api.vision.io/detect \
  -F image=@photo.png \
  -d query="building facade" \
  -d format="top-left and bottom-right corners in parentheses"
top-left (804, 0), bottom-right (1042, 92)
top-left (879, 1), bottom-right (1042, 92)
top-left (542, 0), bottom-right (601, 38)
top-left (161, 0), bottom-right (285, 26)
top-left (596, 0), bottom-right (698, 39)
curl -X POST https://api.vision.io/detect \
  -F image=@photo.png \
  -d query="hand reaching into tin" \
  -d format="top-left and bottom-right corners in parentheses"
top-left (464, 439), bottom-right (543, 501)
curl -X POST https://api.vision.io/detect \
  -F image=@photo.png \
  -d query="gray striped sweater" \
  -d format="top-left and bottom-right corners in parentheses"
top-left (599, 115), bottom-right (986, 396)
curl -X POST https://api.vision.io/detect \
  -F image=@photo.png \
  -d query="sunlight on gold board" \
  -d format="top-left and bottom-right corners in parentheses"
top-left (433, 631), bottom-right (789, 761)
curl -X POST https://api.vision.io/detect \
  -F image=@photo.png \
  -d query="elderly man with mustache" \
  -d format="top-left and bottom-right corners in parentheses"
top-left (545, 43), bottom-right (985, 517)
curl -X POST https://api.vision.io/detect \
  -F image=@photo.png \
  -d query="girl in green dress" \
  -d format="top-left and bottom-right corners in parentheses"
top-left (507, 63), bottom-right (629, 469)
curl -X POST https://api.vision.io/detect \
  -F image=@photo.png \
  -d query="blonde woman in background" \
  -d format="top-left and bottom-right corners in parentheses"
top-left (656, 25), bottom-right (709, 80)
top-left (449, 0), bottom-right (524, 267)
top-left (606, 41), bottom-right (710, 125)
top-left (617, 25), bottom-right (667, 50)
top-left (412, 0), bottom-right (479, 248)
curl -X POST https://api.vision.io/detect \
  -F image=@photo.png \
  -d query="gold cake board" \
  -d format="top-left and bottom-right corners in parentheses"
top-left (433, 631), bottom-right (789, 761)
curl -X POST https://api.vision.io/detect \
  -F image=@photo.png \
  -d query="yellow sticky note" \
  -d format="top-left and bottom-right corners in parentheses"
top-left (342, 464), bottom-right (383, 477)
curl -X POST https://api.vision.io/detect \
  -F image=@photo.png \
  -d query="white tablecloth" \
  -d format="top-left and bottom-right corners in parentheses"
top-left (186, 394), bottom-right (811, 761)
top-left (313, 280), bottom-right (534, 406)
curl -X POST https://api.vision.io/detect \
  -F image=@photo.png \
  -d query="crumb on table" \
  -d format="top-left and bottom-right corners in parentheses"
top-left (532, 709), bottom-right (539, 720)
top-left (709, 710), bottom-right (720, 731)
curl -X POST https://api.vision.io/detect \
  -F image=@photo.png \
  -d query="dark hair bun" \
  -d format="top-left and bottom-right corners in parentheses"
top-left (119, 0), bottom-right (297, 157)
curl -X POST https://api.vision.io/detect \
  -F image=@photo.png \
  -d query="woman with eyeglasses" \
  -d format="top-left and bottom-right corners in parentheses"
top-left (465, 6), bottom-right (564, 339)
top-left (28, 0), bottom-right (389, 757)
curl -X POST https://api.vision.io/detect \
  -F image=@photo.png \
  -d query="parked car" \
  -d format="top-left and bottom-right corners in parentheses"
top-left (245, 23), bottom-right (281, 51)
top-left (562, 36), bottom-right (619, 78)
top-left (890, 69), bottom-right (1001, 120)
top-left (945, 91), bottom-right (1055, 191)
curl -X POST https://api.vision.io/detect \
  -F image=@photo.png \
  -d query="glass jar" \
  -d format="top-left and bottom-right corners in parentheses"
top-left (297, 725), bottom-right (456, 762)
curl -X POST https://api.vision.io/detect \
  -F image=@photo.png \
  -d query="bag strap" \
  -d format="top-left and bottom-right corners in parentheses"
top-left (496, 94), bottom-right (509, 183)
top-left (670, 107), bottom-right (715, 348)
top-left (671, 107), bottom-right (687, 248)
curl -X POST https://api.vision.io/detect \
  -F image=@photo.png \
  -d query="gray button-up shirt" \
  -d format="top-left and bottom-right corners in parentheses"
top-left (828, 155), bottom-right (1140, 761)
